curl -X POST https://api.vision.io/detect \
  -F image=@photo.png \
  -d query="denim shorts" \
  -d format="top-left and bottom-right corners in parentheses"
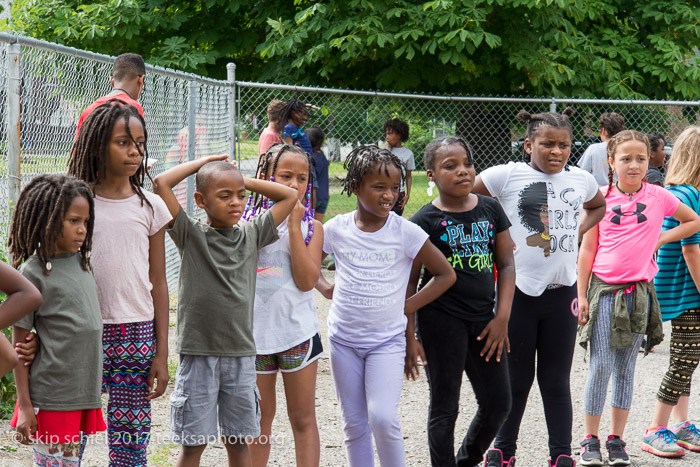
top-left (315, 198), bottom-right (329, 214)
top-left (170, 355), bottom-right (260, 445)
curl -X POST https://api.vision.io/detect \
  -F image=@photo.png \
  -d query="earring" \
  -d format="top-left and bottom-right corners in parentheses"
top-left (46, 261), bottom-right (52, 271)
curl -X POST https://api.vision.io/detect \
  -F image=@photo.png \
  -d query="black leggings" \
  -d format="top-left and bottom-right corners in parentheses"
top-left (418, 310), bottom-right (511, 467)
top-left (494, 284), bottom-right (578, 460)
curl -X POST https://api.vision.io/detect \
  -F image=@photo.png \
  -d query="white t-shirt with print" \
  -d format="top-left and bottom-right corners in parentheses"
top-left (480, 162), bottom-right (599, 296)
top-left (323, 211), bottom-right (428, 346)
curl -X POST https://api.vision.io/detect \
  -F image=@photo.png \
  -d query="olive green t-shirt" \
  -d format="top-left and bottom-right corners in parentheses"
top-left (15, 253), bottom-right (103, 411)
top-left (168, 208), bottom-right (278, 356)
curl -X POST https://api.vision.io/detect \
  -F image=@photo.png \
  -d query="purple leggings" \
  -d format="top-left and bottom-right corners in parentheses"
top-left (329, 334), bottom-right (406, 467)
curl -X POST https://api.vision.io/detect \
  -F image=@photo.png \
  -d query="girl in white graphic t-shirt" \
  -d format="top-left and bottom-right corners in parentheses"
top-left (316, 145), bottom-right (455, 467)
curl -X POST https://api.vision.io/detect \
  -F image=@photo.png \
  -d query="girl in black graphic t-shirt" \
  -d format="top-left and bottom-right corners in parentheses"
top-left (408, 136), bottom-right (516, 467)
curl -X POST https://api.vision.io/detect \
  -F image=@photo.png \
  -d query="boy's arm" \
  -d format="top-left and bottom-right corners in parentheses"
top-left (152, 154), bottom-right (229, 226)
top-left (477, 229), bottom-right (515, 362)
top-left (12, 326), bottom-right (37, 444)
top-left (147, 227), bottom-right (169, 400)
top-left (577, 224), bottom-right (599, 325)
top-left (243, 178), bottom-right (297, 227)
top-left (578, 191), bottom-right (605, 238)
top-left (0, 263), bottom-right (42, 330)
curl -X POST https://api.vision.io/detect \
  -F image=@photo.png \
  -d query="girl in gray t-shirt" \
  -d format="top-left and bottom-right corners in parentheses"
top-left (8, 174), bottom-right (106, 465)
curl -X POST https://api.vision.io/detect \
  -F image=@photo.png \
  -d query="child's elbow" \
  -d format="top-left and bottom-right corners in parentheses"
top-left (444, 268), bottom-right (457, 287)
top-left (152, 175), bottom-right (165, 194)
top-left (28, 289), bottom-right (42, 311)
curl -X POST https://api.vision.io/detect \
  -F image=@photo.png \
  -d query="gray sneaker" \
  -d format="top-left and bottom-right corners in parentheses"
top-left (606, 436), bottom-right (630, 465)
top-left (672, 421), bottom-right (700, 452)
top-left (641, 427), bottom-right (685, 458)
top-left (580, 436), bottom-right (603, 466)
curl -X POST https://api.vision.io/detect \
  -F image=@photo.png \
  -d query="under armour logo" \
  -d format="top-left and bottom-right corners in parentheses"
top-left (610, 203), bottom-right (647, 225)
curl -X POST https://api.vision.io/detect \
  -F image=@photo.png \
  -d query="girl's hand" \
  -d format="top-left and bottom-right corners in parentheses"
top-left (16, 407), bottom-right (37, 445)
top-left (477, 316), bottom-right (510, 362)
top-left (206, 154), bottom-right (229, 163)
top-left (578, 297), bottom-right (589, 325)
top-left (404, 333), bottom-right (426, 381)
top-left (288, 200), bottom-right (306, 227)
top-left (315, 275), bottom-right (334, 299)
top-left (14, 332), bottom-right (38, 367)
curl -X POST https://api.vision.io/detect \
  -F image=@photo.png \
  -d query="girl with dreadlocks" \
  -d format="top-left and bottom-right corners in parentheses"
top-left (68, 100), bottom-right (172, 465)
top-left (8, 174), bottom-right (106, 465)
top-left (282, 99), bottom-right (313, 155)
top-left (245, 143), bottom-right (324, 467)
top-left (315, 145), bottom-right (455, 466)
top-left (473, 108), bottom-right (605, 467)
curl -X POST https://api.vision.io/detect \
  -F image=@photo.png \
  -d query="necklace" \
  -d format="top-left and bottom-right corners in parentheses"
top-left (616, 182), bottom-right (642, 201)
top-left (111, 87), bottom-right (134, 99)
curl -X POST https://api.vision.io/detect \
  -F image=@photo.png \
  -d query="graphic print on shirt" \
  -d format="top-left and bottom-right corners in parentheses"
top-left (439, 219), bottom-right (495, 272)
top-left (518, 182), bottom-right (551, 257)
top-left (336, 248), bottom-right (398, 307)
top-left (610, 203), bottom-right (647, 225)
top-left (256, 250), bottom-right (293, 303)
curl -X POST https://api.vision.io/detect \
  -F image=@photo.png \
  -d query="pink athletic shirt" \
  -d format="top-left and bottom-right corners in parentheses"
top-left (592, 183), bottom-right (679, 283)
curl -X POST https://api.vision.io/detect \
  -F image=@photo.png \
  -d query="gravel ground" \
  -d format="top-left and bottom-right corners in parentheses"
top-left (2, 271), bottom-right (700, 466)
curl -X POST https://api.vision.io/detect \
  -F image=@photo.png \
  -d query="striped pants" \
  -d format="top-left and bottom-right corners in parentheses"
top-left (657, 309), bottom-right (700, 405)
top-left (102, 320), bottom-right (155, 467)
top-left (584, 291), bottom-right (645, 415)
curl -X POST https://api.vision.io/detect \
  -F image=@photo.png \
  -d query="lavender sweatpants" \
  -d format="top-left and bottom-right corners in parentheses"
top-left (329, 333), bottom-right (406, 467)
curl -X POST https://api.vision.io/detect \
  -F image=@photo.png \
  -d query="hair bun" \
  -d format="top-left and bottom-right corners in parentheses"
top-left (516, 110), bottom-right (532, 122)
top-left (561, 106), bottom-right (575, 118)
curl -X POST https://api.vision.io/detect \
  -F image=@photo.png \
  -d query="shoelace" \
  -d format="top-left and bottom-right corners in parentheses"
top-left (685, 423), bottom-right (700, 437)
top-left (657, 428), bottom-right (679, 443)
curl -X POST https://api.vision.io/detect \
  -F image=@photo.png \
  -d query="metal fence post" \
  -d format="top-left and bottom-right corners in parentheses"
top-left (6, 42), bottom-right (21, 252)
top-left (186, 81), bottom-right (198, 216)
top-left (549, 98), bottom-right (557, 113)
top-left (227, 62), bottom-right (236, 162)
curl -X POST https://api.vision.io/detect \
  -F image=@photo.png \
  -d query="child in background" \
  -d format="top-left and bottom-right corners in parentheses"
top-left (0, 264), bottom-right (41, 377)
top-left (258, 99), bottom-right (286, 155)
top-left (306, 126), bottom-right (330, 222)
top-left (407, 136), bottom-right (515, 467)
top-left (153, 155), bottom-right (297, 466)
top-left (645, 132), bottom-right (667, 187)
top-left (577, 130), bottom-right (700, 466)
top-left (383, 118), bottom-right (415, 216)
top-left (473, 108), bottom-right (606, 467)
top-left (283, 100), bottom-right (313, 155)
top-left (247, 144), bottom-right (324, 467)
top-left (642, 126), bottom-right (700, 458)
top-left (8, 174), bottom-right (106, 465)
top-left (316, 145), bottom-right (455, 467)
top-left (69, 100), bottom-right (172, 465)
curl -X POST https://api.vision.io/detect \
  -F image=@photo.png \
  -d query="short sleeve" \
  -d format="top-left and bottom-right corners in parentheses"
top-left (401, 218), bottom-right (429, 260)
top-left (147, 193), bottom-right (173, 235)
top-left (282, 124), bottom-right (298, 140)
top-left (678, 188), bottom-right (700, 246)
top-left (404, 149), bottom-right (416, 171)
top-left (15, 264), bottom-right (41, 330)
top-left (322, 217), bottom-right (337, 255)
top-left (581, 170), bottom-right (600, 202)
top-left (491, 199), bottom-right (512, 233)
top-left (578, 148), bottom-right (592, 171)
top-left (166, 207), bottom-right (191, 250)
top-left (660, 186), bottom-right (681, 217)
top-left (479, 163), bottom-right (512, 198)
top-left (646, 169), bottom-right (664, 186)
top-left (251, 210), bottom-right (279, 249)
top-left (409, 204), bottom-right (431, 234)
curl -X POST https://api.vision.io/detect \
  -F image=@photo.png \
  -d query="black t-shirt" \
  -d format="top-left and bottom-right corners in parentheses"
top-left (410, 195), bottom-right (511, 322)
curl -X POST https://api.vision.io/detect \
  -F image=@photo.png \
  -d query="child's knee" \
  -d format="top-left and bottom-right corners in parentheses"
top-left (180, 444), bottom-right (207, 457)
top-left (368, 409), bottom-right (401, 440)
top-left (287, 408), bottom-right (317, 433)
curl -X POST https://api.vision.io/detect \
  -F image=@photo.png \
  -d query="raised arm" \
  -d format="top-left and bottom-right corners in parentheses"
top-left (657, 203), bottom-right (700, 250)
top-left (243, 178), bottom-right (297, 227)
top-left (472, 175), bottom-right (493, 197)
top-left (152, 154), bottom-right (230, 225)
top-left (288, 202), bottom-right (324, 291)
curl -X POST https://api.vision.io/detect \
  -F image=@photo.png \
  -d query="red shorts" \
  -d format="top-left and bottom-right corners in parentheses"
top-left (11, 401), bottom-right (106, 444)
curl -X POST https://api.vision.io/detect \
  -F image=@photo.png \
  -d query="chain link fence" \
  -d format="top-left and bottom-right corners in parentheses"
top-left (1, 33), bottom-right (698, 290)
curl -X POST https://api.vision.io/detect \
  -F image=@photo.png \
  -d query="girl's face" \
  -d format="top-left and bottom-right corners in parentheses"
top-left (55, 196), bottom-right (90, 255)
top-left (291, 107), bottom-right (308, 127)
top-left (525, 127), bottom-right (572, 174)
top-left (354, 163), bottom-right (401, 218)
top-left (271, 151), bottom-right (310, 202)
top-left (106, 116), bottom-right (146, 179)
top-left (610, 139), bottom-right (649, 190)
top-left (427, 144), bottom-right (475, 199)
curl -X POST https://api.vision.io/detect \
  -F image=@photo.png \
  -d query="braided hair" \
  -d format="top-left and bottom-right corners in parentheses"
top-left (8, 174), bottom-right (94, 275)
top-left (68, 99), bottom-right (153, 211)
top-left (517, 107), bottom-right (575, 163)
top-left (341, 145), bottom-right (405, 196)
top-left (604, 129), bottom-right (651, 198)
top-left (423, 135), bottom-right (473, 170)
top-left (243, 143), bottom-right (316, 244)
top-left (280, 99), bottom-right (308, 124)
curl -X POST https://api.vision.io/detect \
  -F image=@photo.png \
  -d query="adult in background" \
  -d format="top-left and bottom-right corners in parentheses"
top-left (258, 99), bottom-right (286, 155)
top-left (75, 53), bottom-right (146, 136)
top-left (578, 112), bottom-right (625, 186)
top-left (646, 133), bottom-right (667, 186)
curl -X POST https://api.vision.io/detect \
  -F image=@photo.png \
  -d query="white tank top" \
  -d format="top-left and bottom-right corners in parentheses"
top-left (253, 219), bottom-right (319, 354)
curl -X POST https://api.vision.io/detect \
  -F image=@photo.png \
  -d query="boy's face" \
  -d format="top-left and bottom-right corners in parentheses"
top-left (195, 170), bottom-right (247, 228)
top-left (291, 108), bottom-right (308, 126)
top-left (385, 130), bottom-right (402, 148)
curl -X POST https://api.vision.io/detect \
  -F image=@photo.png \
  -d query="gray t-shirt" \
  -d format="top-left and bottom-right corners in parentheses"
top-left (15, 253), bottom-right (102, 411)
top-left (382, 145), bottom-right (415, 193)
top-left (577, 141), bottom-right (609, 187)
top-left (168, 208), bottom-right (278, 357)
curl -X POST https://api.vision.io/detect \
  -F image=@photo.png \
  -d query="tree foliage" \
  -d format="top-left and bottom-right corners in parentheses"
top-left (7, 0), bottom-right (700, 99)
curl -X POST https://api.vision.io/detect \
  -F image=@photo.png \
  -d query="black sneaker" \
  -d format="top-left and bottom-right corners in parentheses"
top-left (580, 436), bottom-right (603, 466)
top-left (484, 448), bottom-right (516, 467)
top-left (549, 454), bottom-right (576, 467)
top-left (606, 435), bottom-right (630, 465)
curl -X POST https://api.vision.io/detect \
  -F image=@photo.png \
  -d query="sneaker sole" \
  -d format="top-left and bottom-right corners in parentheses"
top-left (675, 440), bottom-right (700, 452)
top-left (580, 459), bottom-right (603, 466)
top-left (641, 443), bottom-right (685, 458)
top-left (607, 458), bottom-right (631, 466)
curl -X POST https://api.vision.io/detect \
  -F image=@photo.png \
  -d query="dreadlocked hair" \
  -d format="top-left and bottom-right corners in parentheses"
top-left (8, 174), bottom-right (95, 275)
top-left (69, 99), bottom-right (153, 212)
top-left (604, 129), bottom-right (650, 198)
top-left (243, 143), bottom-right (316, 244)
top-left (341, 145), bottom-right (406, 196)
top-left (280, 99), bottom-right (307, 124)
top-left (517, 107), bottom-right (575, 162)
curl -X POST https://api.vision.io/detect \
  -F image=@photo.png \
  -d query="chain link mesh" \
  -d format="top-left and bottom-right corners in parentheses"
top-left (0, 37), bottom-right (698, 290)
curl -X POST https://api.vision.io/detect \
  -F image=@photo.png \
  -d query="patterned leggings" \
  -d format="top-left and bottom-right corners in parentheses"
top-left (657, 309), bottom-right (700, 405)
top-left (32, 434), bottom-right (87, 467)
top-left (102, 320), bottom-right (155, 467)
